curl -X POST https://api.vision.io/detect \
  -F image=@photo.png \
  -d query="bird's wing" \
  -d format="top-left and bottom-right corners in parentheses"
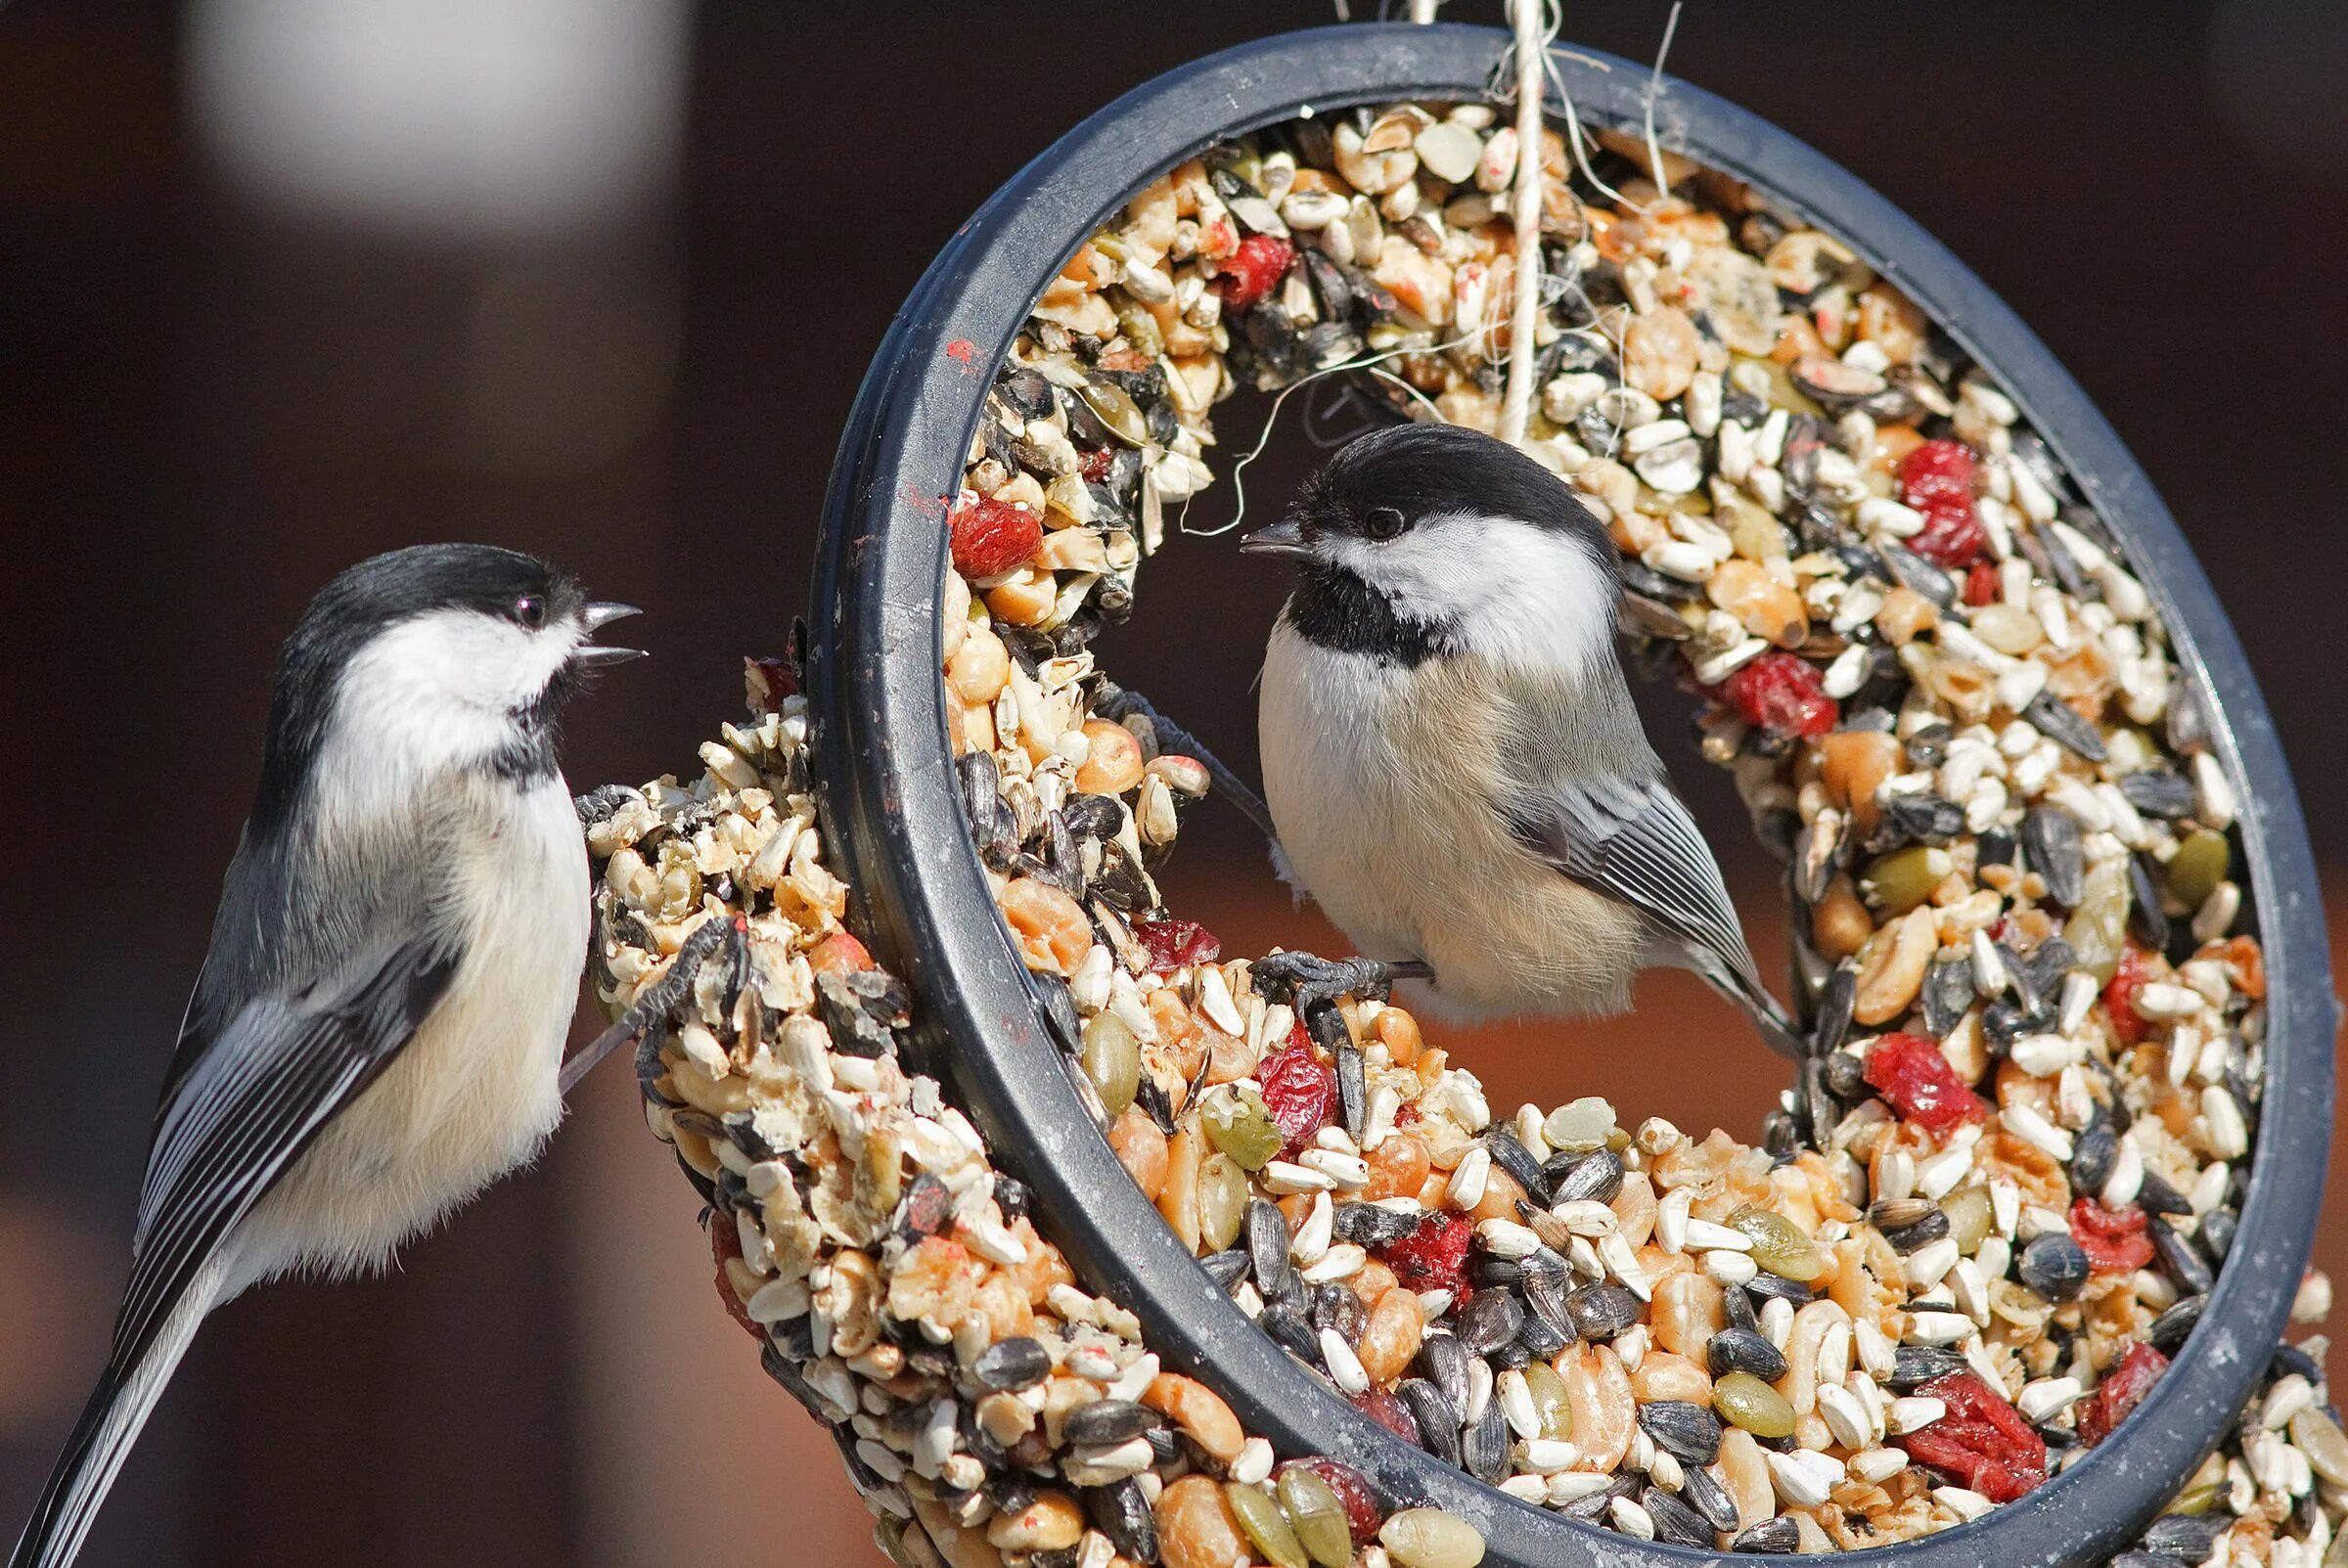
top-left (123, 937), bottom-right (457, 1364)
top-left (10, 938), bottom-right (456, 1568)
top-left (1509, 769), bottom-right (1760, 981)
top-left (1490, 681), bottom-right (1800, 1057)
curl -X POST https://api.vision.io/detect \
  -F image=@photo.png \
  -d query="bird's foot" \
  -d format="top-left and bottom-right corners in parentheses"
top-left (561, 915), bottom-right (740, 1097)
top-left (1248, 950), bottom-right (1433, 1010)
top-left (1095, 683), bottom-right (1280, 848)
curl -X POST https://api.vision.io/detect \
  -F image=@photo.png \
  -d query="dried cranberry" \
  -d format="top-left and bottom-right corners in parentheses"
top-left (1716, 650), bottom-right (1838, 739)
top-left (2104, 946), bottom-right (2156, 1046)
top-left (1131, 917), bottom-right (1222, 970)
top-left (1896, 1370), bottom-right (2047, 1502)
top-left (1257, 1042), bottom-right (1335, 1155)
top-left (708, 1215), bottom-right (761, 1340)
top-left (1078, 444), bottom-right (1114, 483)
top-left (1216, 233), bottom-right (1295, 311)
top-left (1862, 1033), bottom-right (1987, 1134)
top-left (1964, 560), bottom-right (2000, 606)
top-left (947, 496), bottom-right (1042, 578)
top-left (745, 654), bottom-right (798, 709)
top-left (1348, 1388), bottom-right (1420, 1447)
top-left (2076, 1342), bottom-right (2169, 1447)
top-left (1900, 438), bottom-right (1987, 570)
top-left (1378, 1213), bottom-right (1472, 1296)
top-left (2070, 1197), bottom-right (2155, 1275)
top-left (1278, 1457), bottom-right (1383, 1545)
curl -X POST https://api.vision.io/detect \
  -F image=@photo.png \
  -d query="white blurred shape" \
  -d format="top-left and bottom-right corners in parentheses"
top-left (188, 0), bottom-right (688, 237)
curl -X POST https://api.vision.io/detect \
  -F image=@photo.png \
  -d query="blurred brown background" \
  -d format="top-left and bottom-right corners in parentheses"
top-left (2, 2), bottom-right (2343, 1564)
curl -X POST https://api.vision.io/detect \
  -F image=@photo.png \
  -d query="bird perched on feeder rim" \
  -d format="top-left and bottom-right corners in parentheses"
top-left (1241, 422), bottom-right (1802, 1057)
top-left (10, 545), bottom-right (647, 1568)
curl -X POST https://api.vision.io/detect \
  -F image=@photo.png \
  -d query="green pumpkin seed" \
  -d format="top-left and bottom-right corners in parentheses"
top-left (1940, 1187), bottom-right (1993, 1256)
top-left (2293, 1408), bottom-right (2348, 1489)
top-left (1197, 1152), bottom-right (1249, 1253)
top-left (1713, 1371), bottom-right (1797, 1438)
top-left (1203, 1084), bottom-right (1284, 1171)
top-left (1080, 380), bottom-right (1151, 447)
top-left (1080, 1011), bottom-right (1141, 1117)
top-left (1228, 1482), bottom-right (1309, 1568)
top-left (1521, 1359), bottom-right (1574, 1442)
top-left (1115, 303), bottom-right (1163, 360)
top-left (2167, 829), bottom-right (2231, 912)
top-left (1727, 1205), bottom-right (1824, 1281)
top-left (1861, 845), bottom-right (1950, 917)
top-left (1276, 1468), bottom-right (1354, 1568)
top-left (2163, 1482), bottom-right (2221, 1517)
top-left (2064, 857), bottom-right (2133, 983)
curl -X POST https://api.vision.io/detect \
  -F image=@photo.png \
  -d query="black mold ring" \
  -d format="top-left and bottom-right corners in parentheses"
top-left (808, 22), bottom-right (2335, 1566)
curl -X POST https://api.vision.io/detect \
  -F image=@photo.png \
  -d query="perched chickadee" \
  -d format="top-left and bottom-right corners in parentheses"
top-left (10, 545), bottom-right (644, 1568)
top-left (1243, 423), bottom-right (1799, 1055)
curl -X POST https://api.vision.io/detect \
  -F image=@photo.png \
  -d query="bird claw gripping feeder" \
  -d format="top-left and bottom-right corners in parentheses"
top-left (586, 23), bottom-right (2337, 1568)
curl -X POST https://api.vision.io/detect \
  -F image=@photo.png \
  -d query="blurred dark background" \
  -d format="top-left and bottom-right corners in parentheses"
top-left (2, 2), bottom-right (2343, 1564)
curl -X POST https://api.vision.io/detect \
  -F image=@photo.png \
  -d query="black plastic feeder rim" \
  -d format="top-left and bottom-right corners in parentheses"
top-left (809, 22), bottom-right (2334, 1567)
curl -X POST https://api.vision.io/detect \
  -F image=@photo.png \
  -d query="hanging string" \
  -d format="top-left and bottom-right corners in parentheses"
top-left (1495, 0), bottom-right (1551, 446)
top-left (1643, 2), bottom-right (1685, 199)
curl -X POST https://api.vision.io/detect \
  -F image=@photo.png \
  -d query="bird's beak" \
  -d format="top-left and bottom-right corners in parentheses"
top-left (573, 602), bottom-right (647, 667)
top-left (1239, 518), bottom-right (1315, 562)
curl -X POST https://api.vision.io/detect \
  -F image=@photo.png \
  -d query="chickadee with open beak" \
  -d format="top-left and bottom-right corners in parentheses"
top-left (10, 544), bottom-right (644, 1568)
top-left (1242, 423), bottom-right (1800, 1056)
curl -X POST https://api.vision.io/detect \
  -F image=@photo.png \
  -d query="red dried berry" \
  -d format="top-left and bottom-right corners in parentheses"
top-left (1348, 1388), bottom-right (1422, 1447)
top-left (1131, 917), bottom-right (1222, 970)
top-left (1862, 1033), bottom-right (1987, 1134)
top-left (1964, 560), bottom-right (2000, 606)
top-left (745, 654), bottom-right (798, 710)
top-left (2104, 946), bottom-right (2156, 1046)
top-left (1717, 650), bottom-right (1839, 739)
top-left (1277, 1457), bottom-right (1384, 1545)
top-left (708, 1216), bottom-right (761, 1340)
top-left (2076, 1342), bottom-right (2170, 1447)
top-left (1896, 1370), bottom-right (2048, 1502)
top-left (1900, 438), bottom-right (1988, 570)
top-left (1078, 444), bottom-right (1114, 483)
top-left (1216, 233), bottom-right (1295, 311)
top-left (2070, 1197), bottom-right (2155, 1275)
top-left (948, 496), bottom-right (1043, 578)
top-left (1257, 1042), bottom-right (1335, 1155)
top-left (1378, 1213), bottom-right (1472, 1296)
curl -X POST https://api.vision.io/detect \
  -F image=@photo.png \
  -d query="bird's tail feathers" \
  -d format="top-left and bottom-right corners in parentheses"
top-left (8, 1260), bottom-right (222, 1568)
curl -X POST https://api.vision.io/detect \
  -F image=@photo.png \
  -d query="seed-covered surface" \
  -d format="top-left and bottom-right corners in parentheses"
top-left (588, 85), bottom-right (2338, 1568)
top-left (901, 91), bottom-right (2338, 1559)
top-left (586, 681), bottom-right (1433, 1568)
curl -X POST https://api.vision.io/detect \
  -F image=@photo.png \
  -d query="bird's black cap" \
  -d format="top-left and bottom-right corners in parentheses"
top-left (1299, 422), bottom-right (1613, 545)
top-left (253, 545), bottom-right (588, 827)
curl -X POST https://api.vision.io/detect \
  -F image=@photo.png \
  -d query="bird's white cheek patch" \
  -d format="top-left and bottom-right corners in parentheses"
top-left (320, 609), bottom-right (580, 815)
top-left (1360, 512), bottom-right (1615, 683)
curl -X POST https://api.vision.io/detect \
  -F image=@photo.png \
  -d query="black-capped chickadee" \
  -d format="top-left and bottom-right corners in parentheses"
top-left (1242, 423), bottom-right (1800, 1056)
top-left (10, 545), bottom-right (643, 1568)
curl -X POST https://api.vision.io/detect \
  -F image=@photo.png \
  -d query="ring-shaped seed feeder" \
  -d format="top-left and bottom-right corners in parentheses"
top-left (807, 23), bottom-right (2333, 1566)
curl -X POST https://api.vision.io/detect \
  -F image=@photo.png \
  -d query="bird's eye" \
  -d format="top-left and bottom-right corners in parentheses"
top-left (512, 595), bottom-right (546, 630)
top-left (1364, 507), bottom-right (1406, 540)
